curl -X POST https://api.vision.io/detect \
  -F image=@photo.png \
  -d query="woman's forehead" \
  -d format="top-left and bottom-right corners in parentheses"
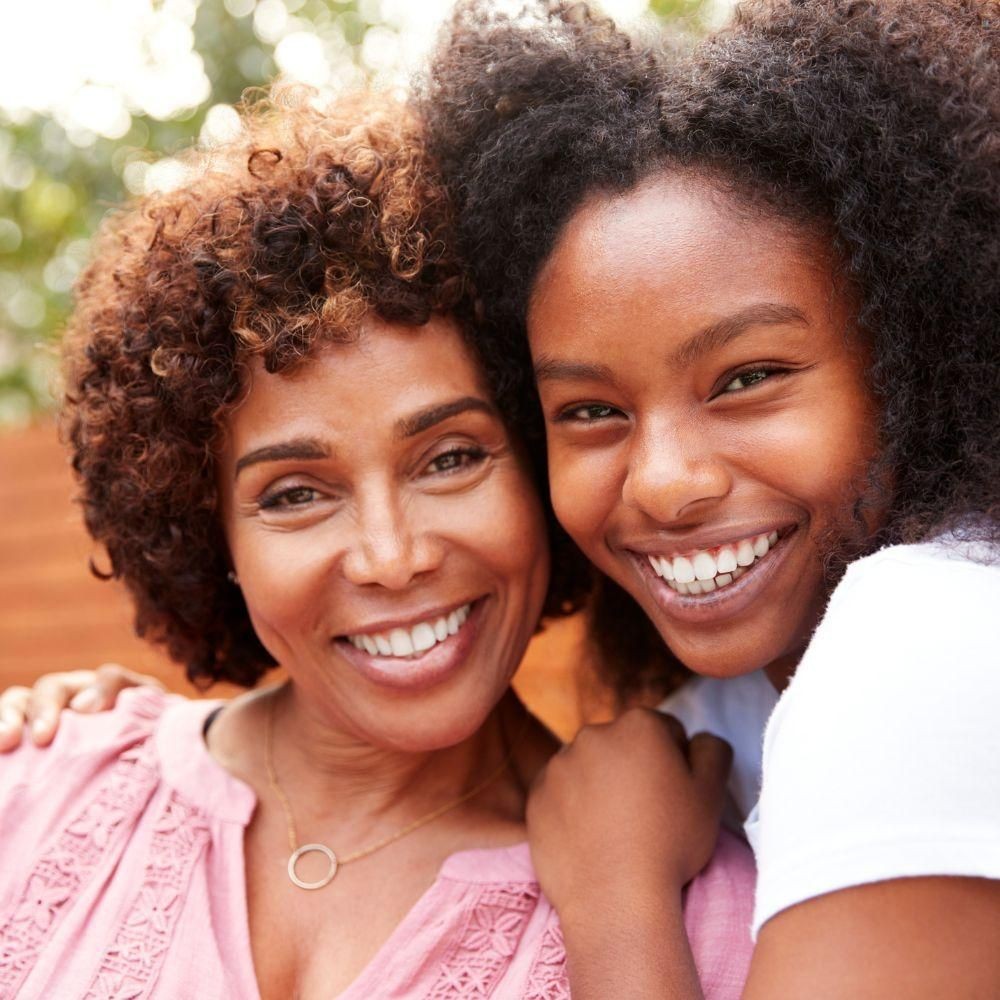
top-left (227, 315), bottom-right (496, 443)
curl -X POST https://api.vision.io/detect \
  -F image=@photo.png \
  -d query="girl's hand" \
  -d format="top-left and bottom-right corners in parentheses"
top-left (0, 664), bottom-right (162, 752)
top-left (527, 707), bottom-right (732, 918)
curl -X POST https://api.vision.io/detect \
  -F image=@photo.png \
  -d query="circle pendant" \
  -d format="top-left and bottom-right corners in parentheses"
top-left (287, 844), bottom-right (338, 890)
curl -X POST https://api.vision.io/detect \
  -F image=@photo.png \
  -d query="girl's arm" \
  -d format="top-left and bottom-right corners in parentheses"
top-left (746, 877), bottom-right (1000, 998)
top-left (526, 708), bottom-right (733, 999)
top-left (0, 664), bottom-right (159, 751)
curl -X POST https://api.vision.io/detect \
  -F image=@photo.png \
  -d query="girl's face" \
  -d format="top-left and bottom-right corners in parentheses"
top-left (528, 174), bottom-right (880, 686)
top-left (218, 316), bottom-right (550, 751)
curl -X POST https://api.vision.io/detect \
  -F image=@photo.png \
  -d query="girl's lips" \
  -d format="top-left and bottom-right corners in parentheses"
top-left (334, 598), bottom-right (486, 693)
top-left (631, 526), bottom-right (798, 625)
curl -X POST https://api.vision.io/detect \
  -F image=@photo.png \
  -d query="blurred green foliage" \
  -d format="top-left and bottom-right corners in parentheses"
top-left (0, 0), bottom-right (713, 425)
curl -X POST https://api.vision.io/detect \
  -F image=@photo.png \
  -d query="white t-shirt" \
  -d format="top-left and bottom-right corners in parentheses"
top-left (662, 536), bottom-right (1000, 936)
top-left (747, 536), bottom-right (1000, 933)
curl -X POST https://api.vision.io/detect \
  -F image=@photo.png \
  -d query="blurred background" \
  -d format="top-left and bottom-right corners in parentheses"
top-left (0, 0), bottom-right (730, 737)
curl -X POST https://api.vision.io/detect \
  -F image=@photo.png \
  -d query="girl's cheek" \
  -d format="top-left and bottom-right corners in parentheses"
top-left (549, 446), bottom-right (619, 551)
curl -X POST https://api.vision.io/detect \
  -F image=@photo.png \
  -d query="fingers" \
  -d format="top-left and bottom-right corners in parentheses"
top-left (26, 670), bottom-right (102, 746)
top-left (656, 711), bottom-right (691, 750)
top-left (83, 663), bottom-right (164, 709)
top-left (687, 731), bottom-right (733, 814)
top-left (0, 686), bottom-right (31, 752)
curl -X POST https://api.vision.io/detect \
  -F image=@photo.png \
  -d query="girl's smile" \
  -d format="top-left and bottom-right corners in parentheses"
top-left (528, 173), bottom-right (882, 686)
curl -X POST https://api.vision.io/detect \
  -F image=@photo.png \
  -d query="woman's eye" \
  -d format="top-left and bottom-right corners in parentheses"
top-left (558, 403), bottom-right (621, 423)
top-left (258, 485), bottom-right (319, 511)
top-left (427, 446), bottom-right (487, 475)
top-left (720, 367), bottom-right (784, 393)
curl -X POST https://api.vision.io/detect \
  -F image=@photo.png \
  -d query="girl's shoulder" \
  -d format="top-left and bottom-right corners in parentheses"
top-left (751, 528), bottom-right (1000, 933)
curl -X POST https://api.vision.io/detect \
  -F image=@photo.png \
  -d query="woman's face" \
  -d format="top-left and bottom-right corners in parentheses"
top-left (218, 316), bottom-right (549, 751)
top-left (528, 173), bottom-right (880, 685)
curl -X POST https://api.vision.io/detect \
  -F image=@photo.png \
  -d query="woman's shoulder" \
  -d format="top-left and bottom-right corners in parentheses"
top-left (0, 688), bottom-right (239, 843)
top-left (430, 833), bottom-right (752, 1000)
top-left (1, 687), bottom-right (171, 784)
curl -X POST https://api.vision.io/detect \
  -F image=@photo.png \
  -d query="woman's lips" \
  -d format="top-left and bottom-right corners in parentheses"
top-left (334, 598), bottom-right (485, 692)
top-left (631, 526), bottom-right (798, 625)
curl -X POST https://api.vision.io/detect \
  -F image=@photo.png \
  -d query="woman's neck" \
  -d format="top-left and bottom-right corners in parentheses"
top-left (207, 684), bottom-right (551, 842)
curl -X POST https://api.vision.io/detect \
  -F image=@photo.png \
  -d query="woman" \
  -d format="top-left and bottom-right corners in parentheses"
top-left (0, 86), bottom-right (754, 997)
top-left (416, 0), bottom-right (1000, 996)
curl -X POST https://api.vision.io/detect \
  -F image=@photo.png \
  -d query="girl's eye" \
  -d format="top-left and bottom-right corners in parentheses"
top-left (720, 367), bottom-right (786, 393)
top-left (557, 403), bottom-right (622, 423)
top-left (427, 446), bottom-right (487, 475)
top-left (258, 485), bottom-right (319, 511)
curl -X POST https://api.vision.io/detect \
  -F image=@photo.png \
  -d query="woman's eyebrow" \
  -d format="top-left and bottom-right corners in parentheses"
top-left (667, 302), bottom-right (809, 368)
top-left (395, 396), bottom-right (497, 439)
top-left (235, 437), bottom-right (329, 477)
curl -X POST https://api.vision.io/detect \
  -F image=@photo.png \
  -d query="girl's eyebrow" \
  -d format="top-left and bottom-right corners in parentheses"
top-left (532, 303), bottom-right (808, 386)
top-left (533, 358), bottom-right (617, 385)
top-left (667, 302), bottom-right (809, 369)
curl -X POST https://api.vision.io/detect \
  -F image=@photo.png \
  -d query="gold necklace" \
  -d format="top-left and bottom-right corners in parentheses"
top-left (264, 694), bottom-right (524, 890)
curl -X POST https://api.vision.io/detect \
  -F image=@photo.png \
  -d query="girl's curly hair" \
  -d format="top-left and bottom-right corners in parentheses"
top-left (420, 0), bottom-right (1000, 699)
top-left (62, 86), bottom-right (587, 688)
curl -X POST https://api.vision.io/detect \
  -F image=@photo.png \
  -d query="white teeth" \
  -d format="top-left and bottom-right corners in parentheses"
top-left (692, 552), bottom-right (717, 581)
top-left (649, 554), bottom-right (676, 581)
top-left (673, 556), bottom-right (696, 584)
top-left (347, 604), bottom-right (472, 660)
top-left (649, 530), bottom-right (784, 597)
top-left (389, 628), bottom-right (414, 657)
top-left (411, 622), bottom-right (437, 653)
top-left (717, 546), bottom-right (737, 574)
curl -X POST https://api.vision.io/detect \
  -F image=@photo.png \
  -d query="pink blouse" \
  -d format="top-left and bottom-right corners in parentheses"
top-left (0, 688), bottom-right (754, 998)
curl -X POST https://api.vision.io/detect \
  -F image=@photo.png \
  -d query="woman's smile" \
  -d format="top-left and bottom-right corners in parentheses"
top-left (335, 597), bottom-right (486, 692)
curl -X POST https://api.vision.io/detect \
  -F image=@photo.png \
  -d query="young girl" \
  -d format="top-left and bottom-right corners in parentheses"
top-left (418, 0), bottom-right (1000, 995)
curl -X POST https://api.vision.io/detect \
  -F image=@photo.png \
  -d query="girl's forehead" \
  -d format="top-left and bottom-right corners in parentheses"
top-left (529, 175), bottom-right (845, 359)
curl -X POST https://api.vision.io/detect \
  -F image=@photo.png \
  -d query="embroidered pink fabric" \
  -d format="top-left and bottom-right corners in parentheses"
top-left (0, 689), bottom-right (754, 998)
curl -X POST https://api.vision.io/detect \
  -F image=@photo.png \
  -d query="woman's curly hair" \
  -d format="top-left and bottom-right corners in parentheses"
top-left (420, 0), bottom-right (1000, 699)
top-left (62, 86), bottom-right (587, 688)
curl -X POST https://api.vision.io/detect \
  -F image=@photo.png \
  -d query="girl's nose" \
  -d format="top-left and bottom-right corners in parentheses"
top-left (621, 419), bottom-right (731, 524)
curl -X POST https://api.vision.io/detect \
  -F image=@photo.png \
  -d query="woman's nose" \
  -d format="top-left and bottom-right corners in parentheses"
top-left (340, 496), bottom-right (445, 590)
top-left (620, 420), bottom-right (731, 523)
